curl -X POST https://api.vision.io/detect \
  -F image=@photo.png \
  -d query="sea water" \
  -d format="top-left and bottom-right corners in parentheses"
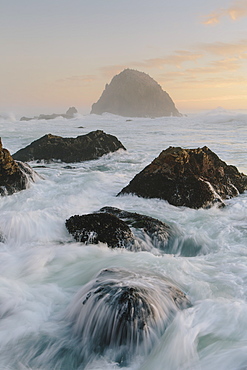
top-left (1, 109), bottom-right (247, 369)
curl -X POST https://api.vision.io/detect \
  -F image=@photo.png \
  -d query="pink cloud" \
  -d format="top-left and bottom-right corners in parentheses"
top-left (203, 0), bottom-right (247, 24)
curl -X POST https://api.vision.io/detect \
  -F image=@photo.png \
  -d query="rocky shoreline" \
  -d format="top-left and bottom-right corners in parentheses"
top-left (1, 130), bottom-right (247, 366)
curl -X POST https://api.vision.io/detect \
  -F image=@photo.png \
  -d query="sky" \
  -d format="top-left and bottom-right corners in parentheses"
top-left (1, 0), bottom-right (247, 116)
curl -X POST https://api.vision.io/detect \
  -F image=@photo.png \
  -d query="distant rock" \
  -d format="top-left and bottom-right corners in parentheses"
top-left (20, 107), bottom-right (78, 121)
top-left (118, 146), bottom-right (247, 209)
top-left (12, 130), bottom-right (126, 163)
top-left (0, 138), bottom-right (38, 196)
top-left (91, 69), bottom-right (181, 118)
top-left (64, 107), bottom-right (78, 118)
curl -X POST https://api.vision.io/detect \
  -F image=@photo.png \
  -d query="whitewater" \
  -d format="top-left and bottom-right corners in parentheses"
top-left (1, 108), bottom-right (247, 370)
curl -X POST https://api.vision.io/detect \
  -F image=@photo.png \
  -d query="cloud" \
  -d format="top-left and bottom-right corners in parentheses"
top-left (100, 65), bottom-right (128, 79)
top-left (198, 40), bottom-right (247, 57)
top-left (177, 93), bottom-right (247, 103)
top-left (203, 0), bottom-right (247, 24)
top-left (185, 57), bottom-right (242, 75)
top-left (56, 75), bottom-right (96, 85)
top-left (99, 45), bottom-right (245, 86)
top-left (155, 55), bottom-right (247, 93)
top-left (168, 74), bottom-right (247, 93)
top-left (99, 51), bottom-right (203, 79)
top-left (155, 71), bottom-right (187, 82)
top-left (97, 40), bottom-right (247, 103)
top-left (136, 51), bottom-right (203, 69)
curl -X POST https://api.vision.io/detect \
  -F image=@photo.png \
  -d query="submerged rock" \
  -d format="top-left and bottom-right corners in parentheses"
top-left (99, 206), bottom-right (211, 257)
top-left (20, 107), bottom-right (78, 121)
top-left (12, 130), bottom-right (126, 163)
top-left (65, 212), bottom-right (135, 249)
top-left (0, 138), bottom-right (38, 195)
top-left (66, 268), bottom-right (191, 366)
top-left (91, 69), bottom-right (181, 117)
top-left (66, 207), bottom-right (172, 252)
top-left (99, 206), bottom-right (171, 251)
top-left (118, 146), bottom-right (247, 209)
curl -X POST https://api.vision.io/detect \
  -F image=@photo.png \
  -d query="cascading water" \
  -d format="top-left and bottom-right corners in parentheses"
top-left (0, 109), bottom-right (247, 369)
top-left (65, 268), bottom-right (191, 367)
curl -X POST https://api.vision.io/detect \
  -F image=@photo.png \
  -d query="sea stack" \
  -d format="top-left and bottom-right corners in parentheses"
top-left (91, 69), bottom-right (181, 117)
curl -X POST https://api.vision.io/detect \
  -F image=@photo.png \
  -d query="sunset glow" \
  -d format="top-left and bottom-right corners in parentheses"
top-left (1, 0), bottom-right (247, 116)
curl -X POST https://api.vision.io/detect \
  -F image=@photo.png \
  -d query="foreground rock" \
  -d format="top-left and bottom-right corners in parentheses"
top-left (20, 107), bottom-right (78, 121)
top-left (118, 146), bottom-right (247, 209)
top-left (12, 130), bottom-right (126, 163)
top-left (66, 268), bottom-right (191, 366)
top-left (0, 138), bottom-right (38, 195)
top-left (66, 212), bottom-right (135, 249)
top-left (91, 69), bottom-right (181, 117)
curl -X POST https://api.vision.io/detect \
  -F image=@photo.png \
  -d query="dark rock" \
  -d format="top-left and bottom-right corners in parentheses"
top-left (66, 207), bottom-right (172, 252)
top-left (99, 206), bottom-right (171, 251)
top-left (12, 130), bottom-right (126, 163)
top-left (0, 233), bottom-right (4, 243)
top-left (91, 69), bottom-right (181, 118)
top-left (118, 146), bottom-right (247, 209)
top-left (20, 116), bottom-right (33, 121)
top-left (66, 268), bottom-right (191, 366)
top-left (63, 165), bottom-right (76, 169)
top-left (20, 107), bottom-right (78, 121)
top-left (98, 207), bottom-right (212, 257)
top-left (65, 212), bottom-right (135, 248)
top-left (0, 138), bottom-right (38, 196)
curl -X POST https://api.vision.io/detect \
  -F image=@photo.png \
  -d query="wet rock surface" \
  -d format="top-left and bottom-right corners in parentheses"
top-left (118, 146), bottom-right (247, 209)
top-left (13, 130), bottom-right (126, 163)
top-left (66, 207), bottom-right (173, 252)
top-left (65, 212), bottom-right (135, 249)
top-left (99, 206), bottom-right (171, 250)
top-left (66, 268), bottom-right (191, 366)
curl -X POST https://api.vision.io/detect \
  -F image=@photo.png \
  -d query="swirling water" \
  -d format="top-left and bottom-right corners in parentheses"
top-left (1, 109), bottom-right (247, 369)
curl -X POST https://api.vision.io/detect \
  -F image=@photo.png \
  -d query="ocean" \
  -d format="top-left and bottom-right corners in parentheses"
top-left (1, 108), bottom-right (247, 369)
